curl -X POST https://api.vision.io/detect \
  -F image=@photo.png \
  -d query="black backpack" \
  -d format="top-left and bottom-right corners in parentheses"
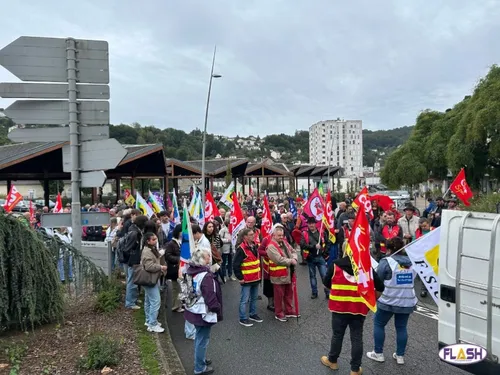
top-left (116, 232), bottom-right (133, 264)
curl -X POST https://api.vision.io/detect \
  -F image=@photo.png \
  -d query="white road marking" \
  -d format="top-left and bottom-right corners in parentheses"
top-left (415, 304), bottom-right (439, 320)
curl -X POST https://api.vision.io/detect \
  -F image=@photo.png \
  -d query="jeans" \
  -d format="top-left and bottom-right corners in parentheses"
top-left (221, 253), bottom-right (233, 278)
top-left (57, 255), bottom-right (74, 282)
top-left (307, 256), bottom-right (327, 296)
top-left (143, 283), bottom-right (161, 326)
top-left (110, 249), bottom-right (116, 272)
top-left (374, 309), bottom-right (411, 356)
top-left (239, 284), bottom-right (259, 320)
top-left (125, 265), bottom-right (139, 308)
top-left (185, 321), bottom-right (196, 339)
top-left (328, 312), bottom-right (365, 372)
top-left (194, 325), bottom-right (212, 374)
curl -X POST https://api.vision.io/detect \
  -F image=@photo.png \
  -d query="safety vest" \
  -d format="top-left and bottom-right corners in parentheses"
top-left (268, 240), bottom-right (291, 278)
top-left (302, 230), bottom-right (321, 259)
top-left (240, 242), bottom-right (261, 283)
top-left (328, 265), bottom-right (369, 316)
top-left (380, 225), bottom-right (400, 253)
top-left (251, 227), bottom-right (261, 246)
top-left (343, 226), bottom-right (351, 241)
top-left (378, 257), bottom-right (417, 308)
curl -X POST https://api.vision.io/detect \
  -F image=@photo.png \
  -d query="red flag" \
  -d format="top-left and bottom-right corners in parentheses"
top-left (229, 192), bottom-right (245, 245)
top-left (205, 191), bottom-right (220, 222)
top-left (322, 190), bottom-right (336, 243)
top-left (302, 188), bottom-right (325, 222)
top-left (450, 168), bottom-right (473, 206)
top-left (3, 185), bottom-right (23, 213)
top-left (345, 206), bottom-right (377, 312)
top-left (29, 200), bottom-right (35, 224)
top-left (352, 186), bottom-right (374, 219)
top-left (54, 193), bottom-right (63, 213)
top-left (261, 195), bottom-right (273, 237)
top-left (370, 194), bottom-right (394, 212)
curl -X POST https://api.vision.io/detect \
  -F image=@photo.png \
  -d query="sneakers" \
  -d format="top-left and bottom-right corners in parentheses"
top-left (128, 305), bottom-right (140, 310)
top-left (230, 276), bottom-right (237, 281)
top-left (249, 314), bottom-right (263, 323)
top-left (275, 316), bottom-right (288, 322)
top-left (350, 368), bottom-right (363, 375)
top-left (172, 307), bottom-right (184, 313)
top-left (285, 314), bottom-right (301, 318)
top-left (144, 322), bottom-right (162, 327)
top-left (311, 294), bottom-right (318, 299)
top-left (147, 324), bottom-right (165, 333)
top-left (366, 351), bottom-right (385, 362)
top-left (239, 319), bottom-right (254, 327)
top-left (320, 356), bottom-right (339, 370)
top-left (194, 366), bottom-right (214, 375)
top-left (393, 353), bottom-right (405, 365)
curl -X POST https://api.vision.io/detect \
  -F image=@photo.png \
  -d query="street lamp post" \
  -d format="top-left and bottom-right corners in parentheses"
top-left (201, 45), bottom-right (221, 209)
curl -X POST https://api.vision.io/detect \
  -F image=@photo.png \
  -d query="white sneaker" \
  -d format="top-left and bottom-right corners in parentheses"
top-left (366, 351), bottom-right (385, 362)
top-left (393, 353), bottom-right (405, 365)
top-left (230, 276), bottom-right (237, 281)
top-left (147, 324), bottom-right (165, 333)
top-left (144, 322), bottom-right (162, 327)
top-left (128, 305), bottom-right (140, 310)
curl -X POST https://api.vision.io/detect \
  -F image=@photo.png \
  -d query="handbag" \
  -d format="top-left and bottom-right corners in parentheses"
top-left (132, 264), bottom-right (160, 287)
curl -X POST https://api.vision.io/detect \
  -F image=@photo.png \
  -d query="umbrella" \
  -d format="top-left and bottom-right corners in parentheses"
top-left (292, 273), bottom-right (300, 322)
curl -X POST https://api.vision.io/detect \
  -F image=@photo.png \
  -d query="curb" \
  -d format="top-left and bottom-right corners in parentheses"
top-left (156, 290), bottom-right (187, 375)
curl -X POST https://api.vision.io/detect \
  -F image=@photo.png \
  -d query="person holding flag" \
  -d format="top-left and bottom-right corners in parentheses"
top-left (300, 217), bottom-right (328, 299)
top-left (321, 207), bottom-right (385, 375)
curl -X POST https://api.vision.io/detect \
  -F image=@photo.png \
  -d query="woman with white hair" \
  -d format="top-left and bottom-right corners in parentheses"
top-left (184, 247), bottom-right (223, 375)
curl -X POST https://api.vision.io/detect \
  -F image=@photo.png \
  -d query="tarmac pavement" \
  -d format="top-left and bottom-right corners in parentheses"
top-left (164, 263), bottom-right (469, 375)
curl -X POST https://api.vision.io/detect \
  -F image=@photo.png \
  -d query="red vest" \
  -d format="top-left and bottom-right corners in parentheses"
top-left (252, 227), bottom-right (261, 246)
top-left (268, 240), bottom-right (291, 278)
top-left (343, 226), bottom-right (351, 241)
top-left (328, 265), bottom-right (369, 316)
top-left (240, 242), bottom-right (261, 283)
top-left (380, 225), bottom-right (400, 253)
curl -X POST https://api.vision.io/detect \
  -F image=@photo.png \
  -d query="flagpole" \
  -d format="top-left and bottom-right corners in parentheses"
top-left (201, 45), bottom-right (222, 210)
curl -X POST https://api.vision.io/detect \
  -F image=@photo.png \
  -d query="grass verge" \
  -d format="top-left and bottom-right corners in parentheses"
top-left (132, 308), bottom-right (162, 375)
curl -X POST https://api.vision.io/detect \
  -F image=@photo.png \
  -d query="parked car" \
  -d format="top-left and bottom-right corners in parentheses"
top-left (34, 199), bottom-right (55, 209)
top-left (397, 190), bottom-right (411, 200)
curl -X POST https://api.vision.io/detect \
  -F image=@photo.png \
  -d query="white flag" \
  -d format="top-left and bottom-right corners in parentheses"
top-left (220, 181), bottom-right (235, 209)
top-left (404, 227), bottom-right (441, 304)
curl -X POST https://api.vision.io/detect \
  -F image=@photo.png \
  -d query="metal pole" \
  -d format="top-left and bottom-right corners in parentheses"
top-left (66, 38), bottom-right (82, 250)
top-left (201, 45), bottom-right (217, 210)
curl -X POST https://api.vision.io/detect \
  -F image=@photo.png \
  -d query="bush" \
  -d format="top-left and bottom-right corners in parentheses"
top-left (467, 193), bottom-right (500, 213)
top-left (94, 278), bottom-right (122, 313)
top-left (77, 334), bottom-right (122, 370)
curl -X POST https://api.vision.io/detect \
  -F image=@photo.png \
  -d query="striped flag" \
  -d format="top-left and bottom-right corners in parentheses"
top-left (180, 201), bottom-right (196, 272)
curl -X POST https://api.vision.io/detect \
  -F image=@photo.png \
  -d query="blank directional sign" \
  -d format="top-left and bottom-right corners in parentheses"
top-left (41, 212), bottom-right (110, 228)
top-left (0, 36), bottom-right (109, 83)
top-left (0, 82), bottom-right (110, 99)
top-left (8, 125), bottom-right (109, 143)
top-left (4, 100), bottom-right (109, 125)
top-left (62, 138), bottom-right (127, 172)
top-left (81, 170), bottom-right (107, 187)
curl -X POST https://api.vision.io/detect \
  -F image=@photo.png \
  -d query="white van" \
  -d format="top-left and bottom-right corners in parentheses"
top-left (438, 210), bottom-right (500, 375)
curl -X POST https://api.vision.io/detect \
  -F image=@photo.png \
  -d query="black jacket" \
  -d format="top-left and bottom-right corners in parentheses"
top-left (322, 256), bottom-right (385, 294)
top-left (117, 217), bottom-right (132, 238)
top-left (164, 239), bottom-right (180, 280)
top-left (233, 242), bottom-right (260, 285)
top-left (126, 223), bottom-right (143, 266)
top-left (300, 229), bottom-right (322, 258)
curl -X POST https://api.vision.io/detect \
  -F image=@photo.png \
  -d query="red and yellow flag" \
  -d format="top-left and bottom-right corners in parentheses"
top-left (352, 186), bottom-right (374, 220)
top-left (322, 190), bottom-right (336, 243)
top-left (345, 206), bottom-right (377, 312)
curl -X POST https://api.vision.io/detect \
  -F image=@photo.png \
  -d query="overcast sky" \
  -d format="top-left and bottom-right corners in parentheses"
top-left (1, 0), bottom-right (499, 136)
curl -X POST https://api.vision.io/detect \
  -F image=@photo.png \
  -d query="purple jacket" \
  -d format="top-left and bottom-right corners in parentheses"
top-left (184, 265), bottom-right (223, 326)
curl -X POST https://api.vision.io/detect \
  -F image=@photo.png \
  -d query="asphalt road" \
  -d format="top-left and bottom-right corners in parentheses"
top-left (164, 264), bottom-right (468, 375)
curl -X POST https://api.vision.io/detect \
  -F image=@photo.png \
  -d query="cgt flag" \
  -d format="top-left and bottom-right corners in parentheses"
top-left (322, 190), bottom-right (336, 243)
top-left (205, 191), bottom-right (220, 222)
top-left (345, 206), bottom-right (377, 312)
top-left (229, 192), bottom-right (245, 246)
top-left (261, 195), bottom-right (274, 238)
top-left (3, 185), bottom-right (23, 213)
top-left (450, 168), bottom-right (473, 206)
top-left (352, 186), bottom-right (374, 220)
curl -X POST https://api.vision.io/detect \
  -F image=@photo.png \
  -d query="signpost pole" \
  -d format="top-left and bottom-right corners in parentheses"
top-left (66, 38), bottom-right (82, 251)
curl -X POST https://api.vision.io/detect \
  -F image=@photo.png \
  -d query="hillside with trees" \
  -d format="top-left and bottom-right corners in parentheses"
top-left (381, 64), bottom-right (500, 189)
top-left (0, 112), bottom-right (411, 165)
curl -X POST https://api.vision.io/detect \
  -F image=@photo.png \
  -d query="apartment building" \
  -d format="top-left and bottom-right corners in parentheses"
top-left (309, 119), bottom-right (363, 177)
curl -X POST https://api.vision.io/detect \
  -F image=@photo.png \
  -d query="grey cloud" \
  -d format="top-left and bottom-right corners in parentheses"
top-left (0, 0), bottom-right (499, 136)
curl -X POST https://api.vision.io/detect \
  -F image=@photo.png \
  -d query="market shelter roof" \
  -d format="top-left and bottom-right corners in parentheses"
top-left (0, 142), bottom-right (166, 180)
